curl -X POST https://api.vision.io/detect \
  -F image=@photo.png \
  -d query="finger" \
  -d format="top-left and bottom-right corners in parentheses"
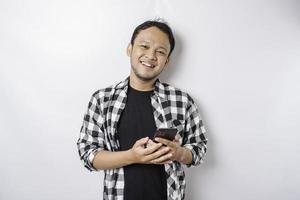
top-left (153, 159), bottom-right (173, 165)
top-left (151, 153), bottom-right (173, 164)
top-left (150, 153), bottom-right (173, 164)
top-left (145, 147), bottom-right (171, 162)
top-left (145, 146), bottom-right (170, 161)
top-left (143, 142), bottom-right (162, 155)
top-left (147, 139), bottom-right (156, 146)
top-left (135, 137), bottom-right (149, 147)
top-left (154, 137), bottom-right (174, 147)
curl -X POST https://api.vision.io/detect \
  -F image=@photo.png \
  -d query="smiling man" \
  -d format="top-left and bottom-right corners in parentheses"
top-left (77, 20), bottom-right (208, 200)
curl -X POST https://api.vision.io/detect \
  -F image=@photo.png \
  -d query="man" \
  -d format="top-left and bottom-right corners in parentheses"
top-left (77, 19), bottom-right (208, 200)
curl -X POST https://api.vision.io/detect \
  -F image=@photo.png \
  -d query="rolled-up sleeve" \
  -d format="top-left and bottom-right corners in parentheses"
top-left (183, 95), bottom-right (208, 167)
top-left (77, 92), bottom-right (106, 171)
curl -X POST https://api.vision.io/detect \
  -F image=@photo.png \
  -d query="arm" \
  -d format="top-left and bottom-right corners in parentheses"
top-left (182, 94), bottom-right (208, 167)
top-left (92, 137), bottom-right (168, 170)
top-left (92, 150), bottom-right (133, 170)
top-left (77, 93), bottom-right (106, 171)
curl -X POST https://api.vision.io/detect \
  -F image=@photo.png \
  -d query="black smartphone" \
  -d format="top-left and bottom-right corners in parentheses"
top-left (153, 128), bottom-right (177, 141)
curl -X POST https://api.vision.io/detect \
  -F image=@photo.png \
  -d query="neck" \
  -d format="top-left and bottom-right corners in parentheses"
top-left (129, 73), bottom-right (156, 91)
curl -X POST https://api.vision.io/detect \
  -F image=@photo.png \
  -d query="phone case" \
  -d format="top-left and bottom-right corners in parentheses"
top-left (154, 128), bottom-right (177, 141)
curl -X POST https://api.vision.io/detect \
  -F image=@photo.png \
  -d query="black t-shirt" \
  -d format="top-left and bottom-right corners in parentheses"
top-left (117, 85), bottom-right (167, 200)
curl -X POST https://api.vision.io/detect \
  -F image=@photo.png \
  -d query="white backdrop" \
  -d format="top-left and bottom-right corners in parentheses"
top-left (1, 0), bottom-right (300, 199)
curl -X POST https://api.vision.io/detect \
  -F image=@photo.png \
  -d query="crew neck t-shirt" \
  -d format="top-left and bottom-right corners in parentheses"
top-left (116, 85), bottom-right (167, 200)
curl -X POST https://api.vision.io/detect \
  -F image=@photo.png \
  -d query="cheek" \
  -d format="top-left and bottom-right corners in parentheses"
top-left (133, 49), bottom-right (144, 57)
top-left (158, 57), bottom-right (168, 65)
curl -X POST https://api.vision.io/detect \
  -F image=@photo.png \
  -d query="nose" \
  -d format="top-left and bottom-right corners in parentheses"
top-left (145, 50), bottom-right (157, 60)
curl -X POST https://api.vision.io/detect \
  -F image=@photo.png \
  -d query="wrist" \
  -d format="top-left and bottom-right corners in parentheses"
top-left (126, 149), bottom-right (136, 165)
top-left (176, 147), bottom-right (185, 163)
top-left (177, 147), bottom-right (193, 164)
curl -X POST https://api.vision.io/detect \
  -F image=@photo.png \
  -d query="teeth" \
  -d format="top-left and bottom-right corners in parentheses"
top-left (141, 61), bottom-right (154, 68)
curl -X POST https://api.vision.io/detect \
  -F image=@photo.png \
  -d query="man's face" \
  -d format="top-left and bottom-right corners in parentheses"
top-left (127, 27), bottom-right (171, 82)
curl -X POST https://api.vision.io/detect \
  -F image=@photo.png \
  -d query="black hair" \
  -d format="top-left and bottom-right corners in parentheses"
top-left (130, 20), bottom-right (175, 57)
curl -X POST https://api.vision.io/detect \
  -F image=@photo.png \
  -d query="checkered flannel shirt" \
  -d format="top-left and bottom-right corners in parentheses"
top-left (77, 77), bottom-right (208, 200)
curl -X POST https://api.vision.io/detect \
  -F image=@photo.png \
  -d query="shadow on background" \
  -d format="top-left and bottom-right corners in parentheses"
top-left (160, 32), bottom-right (217, 199)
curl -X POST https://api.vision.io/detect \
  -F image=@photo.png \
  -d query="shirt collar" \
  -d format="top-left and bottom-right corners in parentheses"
top-left (114, 76), bottom-right (167, 99)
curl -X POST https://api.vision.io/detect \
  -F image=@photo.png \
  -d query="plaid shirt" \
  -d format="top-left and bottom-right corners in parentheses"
top-left (77, 77), bottom-right (208, 200)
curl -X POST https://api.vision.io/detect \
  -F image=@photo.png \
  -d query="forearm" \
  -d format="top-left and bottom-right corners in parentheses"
top-left (93, 150), bottom-right (135, 170)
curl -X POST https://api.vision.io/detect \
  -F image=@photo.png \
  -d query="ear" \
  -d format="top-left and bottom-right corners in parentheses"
top-left (126, 43), bottom-right (132, 56)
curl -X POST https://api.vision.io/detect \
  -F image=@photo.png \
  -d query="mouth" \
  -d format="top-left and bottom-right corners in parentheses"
top-left (140, 61), bottom-right (155, 68)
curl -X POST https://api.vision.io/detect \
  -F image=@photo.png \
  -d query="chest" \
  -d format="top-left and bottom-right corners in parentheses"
top-left (102, 90), bottom-right (186, 150)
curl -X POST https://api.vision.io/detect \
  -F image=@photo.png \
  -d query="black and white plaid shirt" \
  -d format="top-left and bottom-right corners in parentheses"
top-left (77, 77), bottom-right (208, 200)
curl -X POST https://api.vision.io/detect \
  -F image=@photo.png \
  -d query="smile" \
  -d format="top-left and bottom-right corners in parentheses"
top-left (140, 61), bottom-right (155, 68)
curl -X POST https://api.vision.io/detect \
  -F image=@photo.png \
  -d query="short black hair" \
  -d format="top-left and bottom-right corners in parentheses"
top-left (130, 20), bottom-right (175, 57)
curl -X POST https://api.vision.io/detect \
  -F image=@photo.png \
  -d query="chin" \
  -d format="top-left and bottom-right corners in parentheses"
top-left (136, 73), bottom-right (157, 82)
top-left (131, 66), bottom-right (159, 81)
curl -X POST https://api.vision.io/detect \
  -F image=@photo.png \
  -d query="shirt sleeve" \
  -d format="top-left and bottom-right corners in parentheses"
top-left (77, 93), bottom-right (106, 171)
top-left (183, 94), bottom-right (208, 167)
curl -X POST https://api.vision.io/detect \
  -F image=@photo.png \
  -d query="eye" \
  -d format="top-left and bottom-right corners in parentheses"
top-left (140, 45), bottom-right (148, 49)
top-left (157, 50), bottom-right (166, 55)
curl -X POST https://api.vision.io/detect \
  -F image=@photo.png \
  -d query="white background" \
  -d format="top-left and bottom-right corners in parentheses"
top-left (1, 0), bottom-right (300, 199)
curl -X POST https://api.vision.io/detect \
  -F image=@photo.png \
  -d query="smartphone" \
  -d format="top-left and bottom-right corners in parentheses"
top-left (153, 128), bottom-right (177, 141)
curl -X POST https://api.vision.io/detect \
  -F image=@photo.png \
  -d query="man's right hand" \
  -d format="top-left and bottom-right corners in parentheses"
top-left (129, 137), bottom-right (172, 164)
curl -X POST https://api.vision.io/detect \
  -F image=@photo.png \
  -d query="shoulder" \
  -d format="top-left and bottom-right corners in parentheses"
top-left (160, 82), bottom-right (194, 105)
top-left (90, 80), bottom-right (122, 103)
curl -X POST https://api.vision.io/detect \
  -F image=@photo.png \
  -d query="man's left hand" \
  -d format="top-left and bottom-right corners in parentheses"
top-left (150, 135), bottom-right (183, 164)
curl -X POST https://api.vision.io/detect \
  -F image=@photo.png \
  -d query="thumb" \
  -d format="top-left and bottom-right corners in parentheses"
top-left (147, 139), bottom-right (156, 146)
top-left (135, 137), bottom-right (149, 147)
top-left (174, 134), bottom-right (180, 142)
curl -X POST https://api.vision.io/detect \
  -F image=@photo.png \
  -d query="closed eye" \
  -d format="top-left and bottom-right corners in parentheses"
top-left (140, 45), bottom-right (149, 49)
top-left (157, 51), bottom-right (166, 55)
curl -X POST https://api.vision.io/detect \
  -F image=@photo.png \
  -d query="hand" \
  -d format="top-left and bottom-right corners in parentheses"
top-left (129, 137), bottom-right (171, 164)
top-left (146, 139), bottom-right (173, 165)
top-left (152, 135), bottom-right (183, 164)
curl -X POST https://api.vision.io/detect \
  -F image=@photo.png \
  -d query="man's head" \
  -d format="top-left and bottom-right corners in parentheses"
top-left (127, 20), bottom-right (175, 82)
top-left (130, 20), bottom-right (175, 57)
